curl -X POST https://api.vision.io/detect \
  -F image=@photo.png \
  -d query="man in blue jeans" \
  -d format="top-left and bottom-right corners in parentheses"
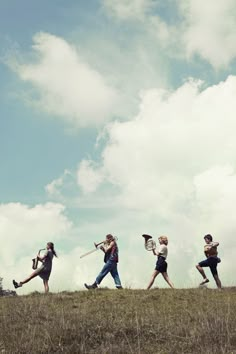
top-left (84, 234), bottom-right (123, 289)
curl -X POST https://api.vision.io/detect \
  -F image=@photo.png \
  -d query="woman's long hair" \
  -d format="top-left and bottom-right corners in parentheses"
top-left (47, 242), bottom-right (58, 257)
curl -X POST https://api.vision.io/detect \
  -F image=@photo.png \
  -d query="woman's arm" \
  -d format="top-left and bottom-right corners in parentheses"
top-left (38, 250), bottom-right (48, 261)
top-left (152, 248), bottom-right (159, 256)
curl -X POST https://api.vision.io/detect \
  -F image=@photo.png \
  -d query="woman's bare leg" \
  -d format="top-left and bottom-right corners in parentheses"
top-left (43, 280), bottom-right (49, 293)
top-left (20, 272), bottom-right (38, 285)
top-left (147, 270), bottom-right (159, 289)
top-left (162, 272), bottom-right (174, 288)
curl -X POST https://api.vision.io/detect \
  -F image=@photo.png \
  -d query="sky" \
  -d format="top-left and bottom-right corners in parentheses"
top-left (1, 0), bottom-right (236, 293)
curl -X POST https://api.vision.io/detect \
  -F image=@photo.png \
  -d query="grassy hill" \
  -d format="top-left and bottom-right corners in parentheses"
top-left (0, 288), bottom-right (236, 353)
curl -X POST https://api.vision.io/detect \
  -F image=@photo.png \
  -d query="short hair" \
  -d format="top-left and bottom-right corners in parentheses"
top-left (204, 234), bottom-right (213, 242)
top-left (106, 234), bottom-right (114, 240)
top-left (158, 236), bottom-right (168, 243)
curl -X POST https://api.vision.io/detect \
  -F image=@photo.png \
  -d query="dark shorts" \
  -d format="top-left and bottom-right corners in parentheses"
top-left (155, 256), bottom-right (167, 273)
top-left (198, 257), bottom-right (221, 276)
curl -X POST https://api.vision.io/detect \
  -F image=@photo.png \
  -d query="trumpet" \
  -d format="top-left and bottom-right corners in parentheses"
top-left (80, 236), bottom-right (118, 259)
top-left (32, 248), bottom-right (46, 270)
top-left (142, 234), bottom-right (156, 251)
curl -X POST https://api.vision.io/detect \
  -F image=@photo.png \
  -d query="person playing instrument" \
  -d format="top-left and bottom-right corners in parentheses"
top-left (85, 234), bottom-right (122, 290)
top-left (147, 236), bottom-right (174, 289)
top-left (196, 234), bottom-right (222, 288)
top-left (13, 242), bottom-right (57, 293)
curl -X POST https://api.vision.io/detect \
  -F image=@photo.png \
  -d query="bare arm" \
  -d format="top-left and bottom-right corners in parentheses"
top-left (152, 248), bottom-right (159, 256)
top-left (100, 246), bottom-right (106, 253)
top-left (100, 241), bottom-right (115, 253)
top-left (38, 250), bottom-right (48, 261)
top-left (104, 241), bottom-right (115, 253)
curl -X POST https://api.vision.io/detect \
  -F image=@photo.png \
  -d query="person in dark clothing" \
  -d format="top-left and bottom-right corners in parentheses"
top-left (13, 242), bottom-right (57, 293)
top-left (85, 234), bottom-right (122, 289)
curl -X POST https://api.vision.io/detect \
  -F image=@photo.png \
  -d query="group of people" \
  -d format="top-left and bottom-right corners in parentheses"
top-left (12, 233), bottom-right (222, 293)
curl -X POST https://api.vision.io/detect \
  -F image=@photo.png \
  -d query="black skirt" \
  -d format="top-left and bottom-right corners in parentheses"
top-left (155, 256), bottom-right (167, 273)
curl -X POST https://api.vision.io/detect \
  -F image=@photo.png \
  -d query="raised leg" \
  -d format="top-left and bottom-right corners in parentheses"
top-left (20, 271), bottom-right (39, 286)
top-left (196, 264), bottom-right (209, 285)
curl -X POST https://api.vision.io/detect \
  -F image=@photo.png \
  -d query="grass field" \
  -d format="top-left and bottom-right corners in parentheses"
top-left (0, 288), bottom-right (236, 353)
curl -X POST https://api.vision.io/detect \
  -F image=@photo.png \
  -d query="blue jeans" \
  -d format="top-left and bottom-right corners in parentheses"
top-left (96, 260), bottom-right (122, 287)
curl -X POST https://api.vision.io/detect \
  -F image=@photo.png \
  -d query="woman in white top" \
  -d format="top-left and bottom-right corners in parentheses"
top-left (147, 236), bottom-right (174, 289)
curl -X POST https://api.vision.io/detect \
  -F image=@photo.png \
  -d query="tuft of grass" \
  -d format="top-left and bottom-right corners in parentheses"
top-left (0, 288), bottom-right (236, 353)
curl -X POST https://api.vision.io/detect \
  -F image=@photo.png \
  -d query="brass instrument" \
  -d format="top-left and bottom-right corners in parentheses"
top-left (32, 248), bottom-right (46, 270)
top-left (142, 234), bottom-right (156, 251)
top-left (80, 237), bottom-right (118, 259)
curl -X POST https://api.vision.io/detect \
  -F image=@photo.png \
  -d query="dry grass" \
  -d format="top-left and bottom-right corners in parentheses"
top-left (1, 288), bottom-right (236, 353)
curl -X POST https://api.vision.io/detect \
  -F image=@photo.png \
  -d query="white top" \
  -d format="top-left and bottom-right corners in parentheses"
top-left (158, 244), bottom-right (168, 259)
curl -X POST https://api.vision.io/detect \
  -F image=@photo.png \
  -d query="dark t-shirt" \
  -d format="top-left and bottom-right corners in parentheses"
top-left (43, 249), bottom-right (54, 270)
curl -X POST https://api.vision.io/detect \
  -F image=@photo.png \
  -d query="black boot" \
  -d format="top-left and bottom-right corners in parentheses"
top-left (84, 282), bottom-right (98, 290)
top-left (13, 280), bottom-right (22, 289)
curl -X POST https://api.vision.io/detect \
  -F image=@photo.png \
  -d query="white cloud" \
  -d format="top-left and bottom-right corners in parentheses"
top-left (7, 32), bottom-right (118, 128)
top-left (77, 160), bottom-right (104, 194)
top-left (102, 0), bottom-right (176, 52)
top-left (102, 0), bottom-right (154, 20)
top-left (45, 169), bottom-right (72, 198)
top-left (194, 165), bottom-right (236, 225)
top-left (181, 0), bottom-right (236, 68)
top-left (97, 76), bottom-right (236, 209)
top-left (77, 75), bottom-right (236, 287)
top-left (0, 202), bottom-right (72, 293)
top-left (103, 0), bottom-right (236, 69)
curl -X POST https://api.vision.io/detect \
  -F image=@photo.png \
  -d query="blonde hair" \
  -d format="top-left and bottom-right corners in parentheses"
top-left (158, 236), bottom-right (168, 244)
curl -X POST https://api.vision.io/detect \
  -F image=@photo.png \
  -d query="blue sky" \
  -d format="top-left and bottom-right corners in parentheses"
top-left (0, 0), bottom-right (101, 202)
top-left (0, 0), bottom-right (230, 201)
top-left (1, 0), bottom-right (236, 292)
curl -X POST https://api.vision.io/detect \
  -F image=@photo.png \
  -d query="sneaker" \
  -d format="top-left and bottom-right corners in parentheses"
top-left (13, 280), bottom-right (22, 289)
top-left (84, 283), bottom-right (98, 290)
top-left (116, 286), bottom-right (123, 289)
top-left (200, 278), bottom-right (209, 286)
